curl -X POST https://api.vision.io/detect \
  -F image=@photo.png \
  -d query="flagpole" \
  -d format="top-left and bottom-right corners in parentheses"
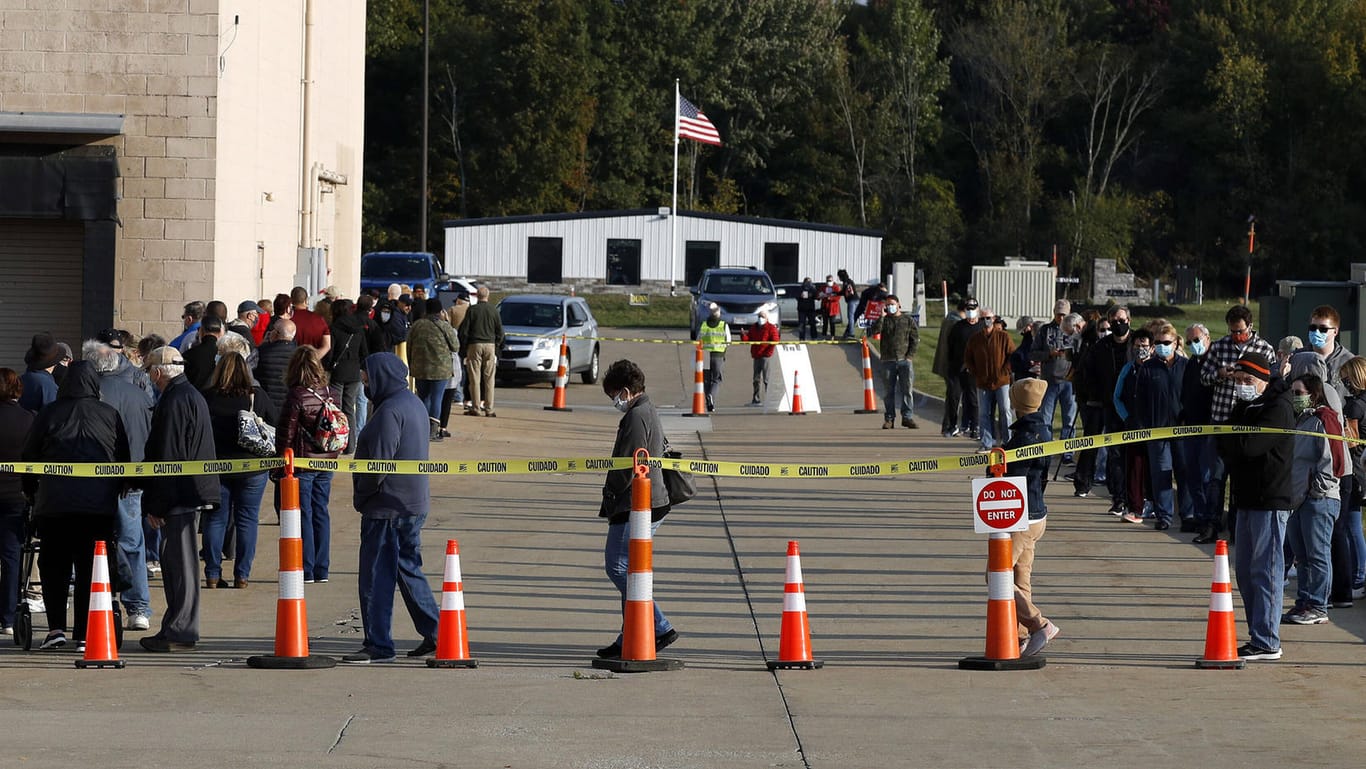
top-left (671, 79), bottom-right (680, 296)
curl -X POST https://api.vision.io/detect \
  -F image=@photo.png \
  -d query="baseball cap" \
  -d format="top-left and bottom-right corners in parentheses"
top-left (237, 300), bottom-right (261, 315)
top-left (142, 346), bottom-right (185, 370)
top-left (97, 328), bottom-right (124, 349)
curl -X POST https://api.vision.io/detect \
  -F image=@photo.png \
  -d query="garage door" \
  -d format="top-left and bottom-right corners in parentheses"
top-left (0, 219), bottom-right (85, 371)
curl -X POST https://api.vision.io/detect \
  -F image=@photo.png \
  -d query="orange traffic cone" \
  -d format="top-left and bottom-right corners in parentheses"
top-left (544, 335), bottom-right (572, 412)
top-left (959, 531), bottom-right (1045, 671)
top-left (855, 337), bottom-right (878, 414)
top-left (593, 451), bottom-right (684, 673)
top-left (789, 370), bottom-right (806, 415)
top-left (768, 540), bottom-right (823, 670)
top-left (683, 343), bottom-right (707, 417)
top-left (75, 540), bottom-right (124, 669)
top-left (248, 450), bottom-right (336, 669)
top-left (1195, 540), bottom-right (1245, 669)
top-left (428, 539), bottom-right (478, 669)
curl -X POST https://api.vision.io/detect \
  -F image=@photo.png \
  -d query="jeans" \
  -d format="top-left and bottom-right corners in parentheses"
top-left (205, 471), bottom-right (267, 582)
top-left (0, 501), bottom-right (24, 628)
top-left (1179, 436), bottom-right (1219, 524)
top-left (415, 379), bottom-right (446, 422)
top-left (880, 359), bottom-right (914, 421)
top-left (355, 385), bottom-right (369, 437)
top-left (604, 520), bottom-right (672, 643)
top-left (144, 517), bottom-right (162, 565)
top-left (297, 471), bottom-right (332, 581)
top-left (977, 386), bottom-right (1011, 450)
top-left (843, 298), bottom-right (859, 337)
top-left (116, 490), bottom-right (151, 618)
top-left (1347, 506), bottom-right (1366, 590)
top-left (1286, 496), bottom-right (1338, 610)
top-left (1234, 508), bottom-right (1290, 651)
top-left (357, 513), bottom-right (441, 658)
top-left (1039, 380), bottom-right (1076, 442)
top-left (339, 380), bottom-right (362, 452)
top-left (1146, 439), bottom-right (1175, 524)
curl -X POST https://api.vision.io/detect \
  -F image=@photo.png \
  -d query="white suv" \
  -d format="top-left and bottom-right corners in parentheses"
top-left (496, 295), bottom-right (600, 384)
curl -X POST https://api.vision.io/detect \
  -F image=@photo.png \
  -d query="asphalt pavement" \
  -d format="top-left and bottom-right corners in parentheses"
top-left (4, 328), bottom-right (1365, 768)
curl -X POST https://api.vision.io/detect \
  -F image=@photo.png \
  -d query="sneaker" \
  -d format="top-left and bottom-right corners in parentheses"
top-left (341, 648), bottom-right (396, 664)
top-left (882, 419), bottom-right (896, 430)
top-left (39, 631), bottom-right (66, 650)
top-left (901, 417), bottom-right (919, 429)
top-left (1237, 643), bottom-right (1282, 661)
top-left (126, 614), bottom-right (150, 631)
top-left (1283, 607), bottom-right (1330, 625)
top-left (1353, 586), bottom-right (1366, 600)
top-left (1121, 511), bottom-right (1144, 524)
top-left (1021, 622), bottom-right (1060, 656)
top-left (595, 640), bottom-right (622, 660)
top-left (0, 627), bottom-right (11, 636)
top-left (1063, 472), bottom-right (1078, 482)
top-left (1073, 490), bottom-right (1090, 498)
top-left (146, 562), bottom-right (161, 577)
top-left (1107, 502), bottom-right (1125, 517)
top-left (655, 629), bottom-right (679, 652)
top-left (406, 637), bottom-right (438, 658)
top-left (749, 399), bottom-right (761, 406)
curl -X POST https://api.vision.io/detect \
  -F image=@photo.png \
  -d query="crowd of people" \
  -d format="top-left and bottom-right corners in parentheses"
top-left (0, 281), bottom-right (499, 660)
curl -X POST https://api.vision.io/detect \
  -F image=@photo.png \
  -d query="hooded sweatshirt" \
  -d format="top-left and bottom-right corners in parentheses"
top-left (353, 353), bottom-right (430, 520)
top-left (21, 361), bottom-right (130, 518)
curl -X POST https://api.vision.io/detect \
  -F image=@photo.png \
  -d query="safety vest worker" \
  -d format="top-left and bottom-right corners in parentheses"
top-left (698, 304), bottom-right (731, 411)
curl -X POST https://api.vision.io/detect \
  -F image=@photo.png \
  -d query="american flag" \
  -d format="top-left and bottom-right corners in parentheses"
top-left (678, 95), bottom-right (721, 146)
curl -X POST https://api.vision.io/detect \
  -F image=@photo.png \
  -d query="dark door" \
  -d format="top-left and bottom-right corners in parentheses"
top-left (684, 241), bottom-right (720, 287)
top-left (764, 243), bottom-right (799, 284)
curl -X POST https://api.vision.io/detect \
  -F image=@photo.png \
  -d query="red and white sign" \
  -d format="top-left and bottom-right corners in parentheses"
top-left (971, 476), bottom-right (1030, 533)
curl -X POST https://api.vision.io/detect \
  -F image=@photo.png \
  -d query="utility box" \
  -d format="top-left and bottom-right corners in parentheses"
top-left (971, 263), bottom-right (1056, 327)
top-left (1259, 276), bottom-right (1360, 356)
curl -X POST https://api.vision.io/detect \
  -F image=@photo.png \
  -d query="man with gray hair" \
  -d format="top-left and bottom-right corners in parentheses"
top-left (84, 334), bottom-right (155, 630)
top-left (253, 319), bottom-right (298, 413)
top-left (458, 284), bottom-right (505, 417)
top-left (137, 347), bottom-right (218, 652)
top-left (1031, 300), bottom-right (1083, 459)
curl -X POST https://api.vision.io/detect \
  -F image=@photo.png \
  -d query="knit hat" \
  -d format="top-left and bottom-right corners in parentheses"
top-left (23, 333), bottom-right (62, 369)
top-left (1009, 378), bottom-right (1048, 415)
top-left (1235, 351), bottom-right (1274, 382)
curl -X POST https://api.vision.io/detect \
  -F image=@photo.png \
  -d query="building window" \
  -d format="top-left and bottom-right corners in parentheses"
top-left (527, 237), bottom-right (563, 283)
top-left (685, 240), bottom-right (720, 287)
top-left (606, 238), bottom-right (641, 285)
top-left (764, 242), bottom-right (799, 284)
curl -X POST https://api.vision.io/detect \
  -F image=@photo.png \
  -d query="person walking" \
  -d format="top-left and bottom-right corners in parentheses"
top-left (0, 369), bottom-right (33, 637)
top-left (458, 285), bottom-right (504, 417)
top-left (870, 295), bottom-right (920, 429)
top-left (963, 308), bottom-right (1015, 450)
top-left (276, 346), bottom-right (341, 584)
top-left (342, 353), bottom-right (442, 664)
top-left (742, 310), bottom-right (779, 405)
top-left (139, 347), bottom-right (218, 652)
top-left (407, 298), bottom-right (459, 440)
top-left (1000, 378), bottom-right (1060, 656)
top-left (594, 359), bottom-right (677, 660)
top-left (697, 303), bottom-right (730, 412)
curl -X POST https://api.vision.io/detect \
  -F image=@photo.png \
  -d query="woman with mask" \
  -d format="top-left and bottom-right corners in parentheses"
top-left (1125, 322), bottom-right (1187, 531)
top-left (594, 359), bottom-right (677, 661)
top-left (1283, 374), bottom-right (1344, 626)
top-left (1113, 328), bottom-right (1154, 523)
top-left (742, 310), bottom-right (779, 405)
top-left (1336, 357), bottom-right (1366, 603)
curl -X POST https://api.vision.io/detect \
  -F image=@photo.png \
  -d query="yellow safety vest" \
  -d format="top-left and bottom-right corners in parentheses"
top-left (699, 320), bottom-right (728, 353)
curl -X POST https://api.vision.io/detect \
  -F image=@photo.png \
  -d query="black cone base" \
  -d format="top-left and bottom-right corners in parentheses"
top-left (427, 658), bottom-right (479, 668)
top-left (247, 654), bottom-right (337, 669)
top-left (854, 409), bottom-right (879, 414)
top-left (543, 406), bottom-right (572, 412)
top-left (768, 659), bottom-right (823, 670)
top-left (591, 657), bottom-right (684, 673)
top-left (958, 655), bottom-right (1046, 671)
top-left (75, 659), bottom-right (125, 669)
top-left (1195, 658), bottom-right (1245, 670)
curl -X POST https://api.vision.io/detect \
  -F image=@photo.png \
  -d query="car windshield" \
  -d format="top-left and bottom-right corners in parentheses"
top-left (362, 256), bottom-right (433, 280)
top-left (704, 274), bottom-right (773, 295)
top-left (499, 302), bottom-right (563, 328)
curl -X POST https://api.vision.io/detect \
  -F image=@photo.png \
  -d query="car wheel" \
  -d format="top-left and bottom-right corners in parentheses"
top-left (580, 345), bottom-right (599, 384)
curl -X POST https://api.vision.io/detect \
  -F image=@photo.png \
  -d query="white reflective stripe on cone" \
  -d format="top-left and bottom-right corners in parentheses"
top-left (281, 508), bottom-right (302, 539)
top-left (1212, 556), bottom-right (1230, 584)
top-left (629, 512), bottom-right (652, 541)
top-left (442, 590), bottom-right (466, 612)
top-left (88, 588), bottom-right (113, 611)
top-left (626, 572), bottom-right (653, 602)
top-left (785, 555), bottom-right (803, 584)
top-left (987, 570), bottom-right (1014, 601)
top-left (92, 552), bottom-right (110, 583)
top-left (783, 591), bottom-right (807, 613)
top-left (1209, 592), bottom-right (1234, 613)
top-left (444, 556), bottom-right (463, 582)
top-left (280, 571), bottom-right (305, 600)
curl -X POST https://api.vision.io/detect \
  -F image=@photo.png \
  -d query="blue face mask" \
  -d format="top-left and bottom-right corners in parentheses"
top-left (1187, 339), bottom-right (1205, 356)
top-left (1308, 329), bottom-right (1330, 349)
top-left (1155, 343), bottom-right (1174, 360)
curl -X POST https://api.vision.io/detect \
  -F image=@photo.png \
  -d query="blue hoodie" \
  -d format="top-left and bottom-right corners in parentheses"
top-left (353, 352), bottom-right (430, 520)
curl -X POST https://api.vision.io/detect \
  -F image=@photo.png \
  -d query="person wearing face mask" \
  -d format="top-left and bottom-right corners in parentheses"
top-left (1068, 310), bottom-right (1106, 498)
top-left (871, 294), bottom-right (921, 429)
top-left (1123, 322), bottom-right (1188, 531)
top-left (1113, 328), bottom-right (1155, 523)
top-left (741, 310), bottom-right (779, 405)
top-left (1289, 306), bottom-right (1353, 398)
top-left (796, 278), bottom-right (819, 342)
top-left (946, 299), bottom-right (986, 439)
top-left (933, 298), bottom-right (967, 437)
top-left (184, 314), bottom-right (225, 392)
top-left (1282, 374), bottom-right (1347, 628)
top-left (963, 308), bottom-right (1012, 447)
top-left (1182, 323), bottom-right (1222, 542)
top-left (343, 352), bottom-right (441, 664)
top-left (697, 303), bottom-right (731, 412)
top-left (1217, 350), bottom-right (1294, 661)
top-left (820, 275), bottom-right (841, 339)
top-left (595, 359), bottom-right (677, 661)
top-left (1081, 305), bottom-right (1136, 515)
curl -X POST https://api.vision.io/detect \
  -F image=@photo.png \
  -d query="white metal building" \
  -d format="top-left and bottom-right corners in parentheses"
top-left (442, 209), bottom-right (882, 291)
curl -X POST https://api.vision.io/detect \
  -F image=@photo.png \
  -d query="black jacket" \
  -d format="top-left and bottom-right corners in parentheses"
top-left (253, 340), bottom-right (297, 413)
top-left (1181, 352), bottom-right (1214, 426)
top-left (21, 362), bottom-right (130, 518)
top-left (362, 312), bottom-right (389, 356)
top-left (327, 311), bottom-right (369, 384)
top-left (141, 373), bottom-right (219, 517)
top-left (204, 385), bottom-right (279, 461)
top-left (184, 336), bottom-right (219, 392)
top-left (1219, 377), bottom-right (1296, 510)
top-left (1001, 410), bottom-right (1051, 519)
top-left (1082, 334), bottom-right (1131, 415)
top-left (945, 318), bottom-right (985, 372)
top-left (0, 400), bottom-right (34, 506)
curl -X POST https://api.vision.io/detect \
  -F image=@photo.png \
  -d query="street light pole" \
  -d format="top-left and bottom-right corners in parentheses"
top-left (420, 0), bottom-right (430, 253)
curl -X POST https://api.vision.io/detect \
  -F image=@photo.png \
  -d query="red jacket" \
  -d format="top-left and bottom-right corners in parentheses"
top-left (743, 321), bottom-right (779, 359)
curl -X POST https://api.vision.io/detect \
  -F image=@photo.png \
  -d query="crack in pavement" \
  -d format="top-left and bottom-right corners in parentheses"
top-left (328, 713), bottom-right (357, 754)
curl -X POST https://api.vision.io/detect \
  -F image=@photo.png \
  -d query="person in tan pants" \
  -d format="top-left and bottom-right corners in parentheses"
top-left (457, 286), bottom-right (504, 417)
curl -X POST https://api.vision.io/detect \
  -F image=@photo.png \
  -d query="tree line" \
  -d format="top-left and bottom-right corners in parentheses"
top-left (363, 0), bottom-right (1366, 300)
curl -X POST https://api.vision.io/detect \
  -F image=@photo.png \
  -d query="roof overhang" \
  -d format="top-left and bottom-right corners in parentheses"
top-left (0, 111), bottom-right (124, 137)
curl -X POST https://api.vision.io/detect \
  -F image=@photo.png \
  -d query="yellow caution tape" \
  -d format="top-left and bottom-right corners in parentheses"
top-left (6, 424), bottom-right (1357, 478)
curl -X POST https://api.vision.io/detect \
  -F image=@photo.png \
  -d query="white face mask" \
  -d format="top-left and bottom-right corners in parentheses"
top-left (884, 304), bottom-right (899, 315)
top-left (1234, 383), bottom-right (1260, 402)
top-left (966, 309), bottom-right (979, 320)
top-left (380, 311), bottom-right (392, 322)
top-left (612, 391), bottom-right (632, 412)
top-left (757, 317), bottom-right (768, 326)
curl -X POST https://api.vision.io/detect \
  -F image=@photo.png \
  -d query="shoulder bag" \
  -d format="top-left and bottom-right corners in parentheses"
top-left (660, 438), bottom-right (697, 506)
top-left (237, 392), bottom-right (277, 457)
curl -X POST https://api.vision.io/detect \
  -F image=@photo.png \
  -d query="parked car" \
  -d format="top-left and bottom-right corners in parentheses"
top-left (360, 251), bottom-right (451, 296)
top-left (496, 294), bottom-right (600, 384)
top-left (773, 283), bottom-right (804, 327)
top-left (689, 267), bottom-right (779, 339)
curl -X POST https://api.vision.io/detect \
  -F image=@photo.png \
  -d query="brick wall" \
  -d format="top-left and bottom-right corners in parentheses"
top-left (0, 0), bottom-right (219, 337)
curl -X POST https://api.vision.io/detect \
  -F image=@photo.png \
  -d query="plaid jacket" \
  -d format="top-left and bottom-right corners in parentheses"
top-left (1200, 332), bottom-right (1276, 423)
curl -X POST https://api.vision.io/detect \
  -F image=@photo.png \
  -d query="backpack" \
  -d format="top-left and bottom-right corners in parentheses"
top-left (307, 388), bottom-right (349, 453)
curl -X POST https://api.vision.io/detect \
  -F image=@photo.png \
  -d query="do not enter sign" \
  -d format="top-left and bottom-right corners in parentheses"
top-left (971, 476), bottom-right (1030, 533)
